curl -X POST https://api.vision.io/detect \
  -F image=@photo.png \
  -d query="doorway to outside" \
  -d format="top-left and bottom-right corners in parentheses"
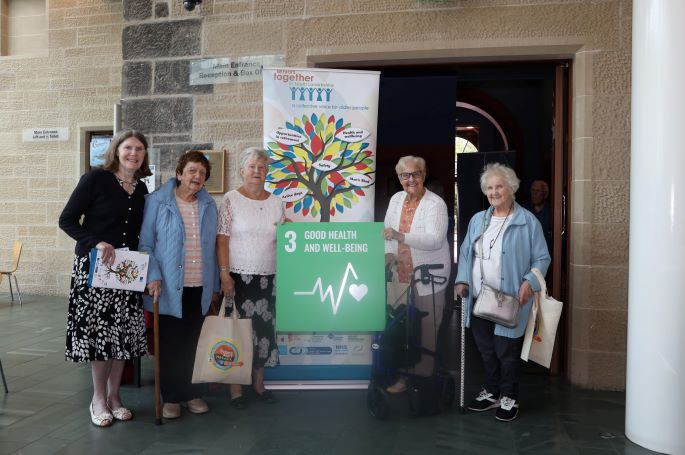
top-left (341, 60), bottom-right (571, 375)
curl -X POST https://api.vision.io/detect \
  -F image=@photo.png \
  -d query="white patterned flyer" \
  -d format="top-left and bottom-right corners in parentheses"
top-left (87, 249), bottom-right (149, 292)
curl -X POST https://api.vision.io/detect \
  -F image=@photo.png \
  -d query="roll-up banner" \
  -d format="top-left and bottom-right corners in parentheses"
top-left (262, 67), bottom-right (380, 385)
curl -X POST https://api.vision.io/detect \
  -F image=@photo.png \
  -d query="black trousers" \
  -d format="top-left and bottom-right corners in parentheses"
top-left (470, 315), bottom-right (523, 399)
top-left (158, 287), bottom-right (205, 403)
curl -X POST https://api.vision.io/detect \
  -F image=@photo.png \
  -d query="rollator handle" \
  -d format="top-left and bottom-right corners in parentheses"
top-left (414, 264), bottom-right (446, 285)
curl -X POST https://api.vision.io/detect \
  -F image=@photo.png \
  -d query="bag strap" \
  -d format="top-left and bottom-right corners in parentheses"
top-left (478, 213), bottom-right (487, 288)
top-left (530, 268), bottom-right (548, 297)
top-left (478, 212), bottom-right (503, 293)
top-left (222, 296), bottom-right (241, 320)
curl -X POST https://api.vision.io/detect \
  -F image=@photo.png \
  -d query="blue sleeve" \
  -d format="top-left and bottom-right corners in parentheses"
top-left (455, 213), bottom-right (479, 285)
top-left (138, 194), bottom-right (162, 282)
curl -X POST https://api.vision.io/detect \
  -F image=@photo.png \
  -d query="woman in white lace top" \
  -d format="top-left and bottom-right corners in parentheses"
top-left (217, 147), bottom-right (285, 409)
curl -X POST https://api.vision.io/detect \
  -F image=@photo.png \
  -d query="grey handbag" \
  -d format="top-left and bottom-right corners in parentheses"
top-left (472, 212), bottom-right (520, 328)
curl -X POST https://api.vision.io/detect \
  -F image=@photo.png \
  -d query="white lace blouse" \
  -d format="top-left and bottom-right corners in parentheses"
top-left (217, 190), bottom-right (284, 275)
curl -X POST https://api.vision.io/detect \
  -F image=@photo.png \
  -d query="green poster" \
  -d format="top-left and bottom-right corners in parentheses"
top-left (276, 222), bottom-right (385, 332)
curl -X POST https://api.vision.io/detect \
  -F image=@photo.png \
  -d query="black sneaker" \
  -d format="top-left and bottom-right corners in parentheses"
top-left (495, 396), bottom-right (519, 421)
top-left (467, 389), bottom-right (500, 412)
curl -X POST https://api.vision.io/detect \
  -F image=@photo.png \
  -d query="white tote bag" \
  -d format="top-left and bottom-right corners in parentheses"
top-left (191, 298), bottom-right (253, 385)
top-left (521, 268), bottom-right (563, 368)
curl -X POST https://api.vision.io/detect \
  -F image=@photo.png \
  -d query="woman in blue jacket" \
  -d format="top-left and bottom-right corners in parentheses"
top-left (455, 163), bottom-right (550, 422)
top-left (139, 151), bottom-right (219, 420)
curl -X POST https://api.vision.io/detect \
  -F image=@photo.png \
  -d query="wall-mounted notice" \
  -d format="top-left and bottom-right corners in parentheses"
top-left (190, 55), bottom-right (285, 85)
top-left (22, 128), bottom-right (69, 142)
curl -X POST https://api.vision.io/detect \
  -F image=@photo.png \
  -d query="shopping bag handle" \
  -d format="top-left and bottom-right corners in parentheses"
top-left (220, 297), bottom-right (241, 320)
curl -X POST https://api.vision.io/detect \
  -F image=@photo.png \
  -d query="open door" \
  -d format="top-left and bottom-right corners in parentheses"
top-left (375, 75), bottom-right (458, 234)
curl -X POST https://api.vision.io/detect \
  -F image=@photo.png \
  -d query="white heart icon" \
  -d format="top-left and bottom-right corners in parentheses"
top-left (348, 283), bottom-right (368, 301)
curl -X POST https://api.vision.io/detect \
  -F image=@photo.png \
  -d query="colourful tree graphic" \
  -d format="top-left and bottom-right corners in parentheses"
top-left (266, 113), bottom-right (374, 222)
top-left (103, 259), bottom-right (140, 285)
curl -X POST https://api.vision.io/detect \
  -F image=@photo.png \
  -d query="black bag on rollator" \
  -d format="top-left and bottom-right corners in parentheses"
top-left (377, 302), bottom-right (423, 370)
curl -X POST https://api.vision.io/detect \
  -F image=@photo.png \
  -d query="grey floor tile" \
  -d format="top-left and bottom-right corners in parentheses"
top-left (0, 296), bottom-right (667, 455)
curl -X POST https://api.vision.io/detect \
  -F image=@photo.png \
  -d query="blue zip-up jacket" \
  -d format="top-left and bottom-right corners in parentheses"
top-left (455, 203), bottom-right (550, 338)
top-left (139, 178), bottom-right (219, 318)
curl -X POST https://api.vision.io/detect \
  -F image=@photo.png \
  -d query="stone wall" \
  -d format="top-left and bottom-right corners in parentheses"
top-left (1, 0), bottom-right (632, 390)
top-left (0, 0), bottom-right (123, 296)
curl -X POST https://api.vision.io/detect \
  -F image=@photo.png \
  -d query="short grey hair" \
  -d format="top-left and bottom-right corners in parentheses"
top-left (479, 162), bottom-right (520, 195)
top-left (239, 147), bottom-right (269, 172)
top-left (395, 155), bottom-right (427, 175)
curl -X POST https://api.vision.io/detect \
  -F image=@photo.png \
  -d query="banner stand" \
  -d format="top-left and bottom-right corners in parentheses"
top-left (263, 67), bottom-right (381, 388)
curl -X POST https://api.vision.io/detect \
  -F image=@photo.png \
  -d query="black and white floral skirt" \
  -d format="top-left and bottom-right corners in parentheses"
top-left (230, 272), bottom-right (279, 369)
top-left (65, 254), bottom-right (148, 362)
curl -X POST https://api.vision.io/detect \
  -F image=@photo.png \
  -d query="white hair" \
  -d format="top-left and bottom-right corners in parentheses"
top-left (395, 155), bottom-right (427, 175)
top-left (479, 162), bottom-right (520, 195)
top-left (239, 147), bottom-right (269, 172)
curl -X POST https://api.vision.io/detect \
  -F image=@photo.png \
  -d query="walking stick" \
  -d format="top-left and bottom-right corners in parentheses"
top-left (153, 293), bottom-right (163, 425)
top-left (459, 294), bottom-right (466, 413)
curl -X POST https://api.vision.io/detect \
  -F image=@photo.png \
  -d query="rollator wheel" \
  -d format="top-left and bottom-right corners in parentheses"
top-left (407, 383), bottom-right (422, 417)
top-left (440, 375), bottom-right (456, 412)
top-left (366, 384), bottom-right (389, 420)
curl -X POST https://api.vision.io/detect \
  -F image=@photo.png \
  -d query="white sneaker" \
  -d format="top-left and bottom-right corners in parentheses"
top-left (495, 396), bottom-right (519, 421)
top-left (467, 388), bottom-right (500, 412)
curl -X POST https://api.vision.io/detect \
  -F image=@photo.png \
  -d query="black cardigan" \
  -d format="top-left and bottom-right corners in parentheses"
top-left (59, 169), bottom-right (148, 256)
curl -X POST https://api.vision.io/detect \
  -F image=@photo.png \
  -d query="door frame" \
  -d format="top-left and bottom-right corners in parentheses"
top-left (314, 57), bottom-right (573, 376)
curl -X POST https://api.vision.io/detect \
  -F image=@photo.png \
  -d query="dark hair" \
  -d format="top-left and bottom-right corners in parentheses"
top-left (102, 130), bottom-right (152, 179)
top-left (175, 150), bottom-right (211, 185)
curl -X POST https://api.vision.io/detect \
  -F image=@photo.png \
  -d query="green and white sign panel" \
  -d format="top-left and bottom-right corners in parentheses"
top-left (276, 222), bottom-right (385, 332)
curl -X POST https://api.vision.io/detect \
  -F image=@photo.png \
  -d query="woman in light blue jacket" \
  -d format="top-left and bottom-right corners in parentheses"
top-left (455, 163), bottom-right (549, 422)
top-left (139, 151), bottom-right (219, 420)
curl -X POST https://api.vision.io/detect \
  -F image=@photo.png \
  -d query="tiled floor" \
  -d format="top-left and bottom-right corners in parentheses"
top-left (0, 295), bottom-right (657, 455)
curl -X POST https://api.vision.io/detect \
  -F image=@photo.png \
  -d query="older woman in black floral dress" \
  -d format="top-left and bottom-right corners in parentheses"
top-left (59, 130), bottom-right (151, 427)
top-left (217, 147), bottom-right (284, 409)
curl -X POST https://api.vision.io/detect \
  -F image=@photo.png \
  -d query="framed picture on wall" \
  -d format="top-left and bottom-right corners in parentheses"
top-left (87, 131), bottom-right (113, 170)
top-left (202, 150), bottom-right (226, 194)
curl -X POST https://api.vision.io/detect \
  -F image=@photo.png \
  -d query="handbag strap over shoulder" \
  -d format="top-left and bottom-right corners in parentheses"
top-left (478, 213), bottom-right (494, 290)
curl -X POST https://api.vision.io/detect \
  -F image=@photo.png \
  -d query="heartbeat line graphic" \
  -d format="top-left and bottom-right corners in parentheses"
top-left (293, 262), bottom-right (367, 315)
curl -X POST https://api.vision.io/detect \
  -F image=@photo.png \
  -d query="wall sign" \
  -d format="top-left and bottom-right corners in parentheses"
top-left (276, 222), bottom-right (385, 332)
top-left (189, 55), bottom-right (285, 85)
top-left (22, 128), bottom-right (69, 142)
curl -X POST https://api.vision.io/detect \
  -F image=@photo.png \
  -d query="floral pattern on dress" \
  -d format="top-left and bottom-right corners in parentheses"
top-left (230, 272), bottom-right (279, 369)
top-left (65, 254), bottom-right (147, 362)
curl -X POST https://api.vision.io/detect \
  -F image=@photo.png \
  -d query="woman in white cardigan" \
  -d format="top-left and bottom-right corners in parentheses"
top-left (383, 155), bottom-right (451, 393)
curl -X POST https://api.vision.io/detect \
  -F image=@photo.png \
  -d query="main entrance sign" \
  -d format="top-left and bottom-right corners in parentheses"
top-left (276, 222), bottom-right (385, 332)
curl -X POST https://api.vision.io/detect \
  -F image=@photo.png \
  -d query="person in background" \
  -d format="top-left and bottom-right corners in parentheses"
top-left (59, 130), bottom-right (152, 427)
top-left (523, 180), bottom-right (552, 255)
top-left (139, 151), bottom-right (219, 420)
top-left (455, 163), bottom-right (550, 422)
top-left (217, 147), bottom-right (284, 409)
top-left (383, 155), bottom-right (451, 393)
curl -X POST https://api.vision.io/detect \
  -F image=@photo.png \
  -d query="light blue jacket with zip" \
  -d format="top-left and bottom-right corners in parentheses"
top-left (455, 203), bottom-right (551, 338)
top-left (139, 178), bottom-right (219, 318)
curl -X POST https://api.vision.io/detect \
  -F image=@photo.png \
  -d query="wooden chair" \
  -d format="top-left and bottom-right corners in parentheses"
top-left (0, 241), bottom-right (23, 306)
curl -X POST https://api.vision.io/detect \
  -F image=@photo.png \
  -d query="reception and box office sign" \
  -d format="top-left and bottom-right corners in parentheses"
top-left (276, 222), bottom-right (385, 333)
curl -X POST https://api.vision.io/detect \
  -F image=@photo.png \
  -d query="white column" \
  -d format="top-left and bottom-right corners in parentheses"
top-left (627, 1), bottom-right (685, 454)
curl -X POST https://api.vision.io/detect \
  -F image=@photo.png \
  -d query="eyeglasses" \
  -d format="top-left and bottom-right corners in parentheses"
top-left (398, 171), bottom-right (424, 181)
